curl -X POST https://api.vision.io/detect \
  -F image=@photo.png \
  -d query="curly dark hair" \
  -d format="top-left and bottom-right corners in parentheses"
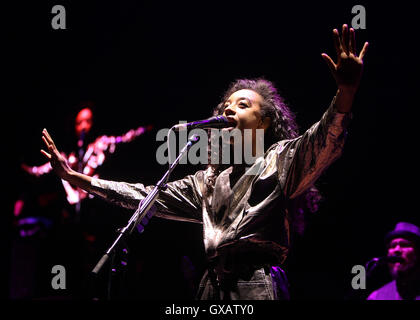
top-left (206, 78), bottom-right (322, 234)
top-left (214, 78), bottom-right (299, 143)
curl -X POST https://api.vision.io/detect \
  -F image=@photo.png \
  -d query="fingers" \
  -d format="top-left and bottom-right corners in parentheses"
top-left (349, 27), bottom-right (356, 54)
top-left (40, 149), bottom-right (52, 160)
top-left (41, 128), bottom-right (58, 159)
top-left (359, 41), bottom-right (369, 60)
top-left (341, 24), bottom-right (349, 55)
top-left (334, 25), bottom-right (367, 59)
top-left (42, 136), bottom-right (53, 153)
top-left (321, 53), bottom-right (337, 74)
top-left (333, 29), bottom-right (342, 57)
top-left (41, 129), bottom-right (52, 160)
top-left (42, 129), bottom-right (55, 148)
top-left (42, 135), bottom-right (49, 146)
top-left (42, 128), bottom-right (60, 155)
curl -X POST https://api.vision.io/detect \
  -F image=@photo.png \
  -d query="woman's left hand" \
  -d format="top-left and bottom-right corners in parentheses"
top-left (322, 24), bottom-right (368, 95)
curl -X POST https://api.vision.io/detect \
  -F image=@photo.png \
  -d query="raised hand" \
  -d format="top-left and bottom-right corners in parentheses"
top-left (322, 24), bottom-right (368, 94)
top-left (40, 129), bottom-right (73, 179)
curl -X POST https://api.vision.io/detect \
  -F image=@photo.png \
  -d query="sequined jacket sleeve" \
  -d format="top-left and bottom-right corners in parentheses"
top-left (277, 97), bottom-right (352, 199)
top-left (90, 171), bottom-right (205, 223)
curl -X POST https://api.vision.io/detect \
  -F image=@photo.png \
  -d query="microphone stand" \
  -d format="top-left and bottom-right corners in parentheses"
top-left (90, 132), bottom-right (200, 299)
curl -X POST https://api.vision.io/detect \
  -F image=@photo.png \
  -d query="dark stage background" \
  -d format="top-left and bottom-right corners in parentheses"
top-left (4, 0), bottom-right (419, 301)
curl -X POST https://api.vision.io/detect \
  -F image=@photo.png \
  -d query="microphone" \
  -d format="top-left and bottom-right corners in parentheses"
top-left (172, 116), bottom-right (233, 131)
top-left (365, 255), bottom-right (405, 277)
top-left (382, 255), bottom-right (405, 263)
top-left (366, 255), bottom-right (404, 268)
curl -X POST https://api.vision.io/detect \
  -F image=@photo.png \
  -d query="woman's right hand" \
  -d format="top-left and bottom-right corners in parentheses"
top-left (41, 129), bottom-right (73, 179)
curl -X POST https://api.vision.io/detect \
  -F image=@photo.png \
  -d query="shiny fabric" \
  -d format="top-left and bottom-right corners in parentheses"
top-left (90, 97), bottom-right (351, 299)
top-left (196, 266), bottom-right (290, 300)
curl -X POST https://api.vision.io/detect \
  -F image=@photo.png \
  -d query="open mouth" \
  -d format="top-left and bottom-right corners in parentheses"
top-left (225, 116), bottom-right (237, 127)
top-left (390, 260), bottom-right (406, 269)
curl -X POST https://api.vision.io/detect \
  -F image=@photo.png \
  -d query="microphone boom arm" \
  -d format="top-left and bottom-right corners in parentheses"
top-left (91, 133), bottom-right (200, 281)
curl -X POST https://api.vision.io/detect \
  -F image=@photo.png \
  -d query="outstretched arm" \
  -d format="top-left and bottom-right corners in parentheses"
top-left (41, 129), bottom-right (94, 192)
top-left (321, 24), bottom-right (369, 113)
top-left (279, 25), bottom-right (368, 198)
top-left (41, 128), bottom-right (203, 222)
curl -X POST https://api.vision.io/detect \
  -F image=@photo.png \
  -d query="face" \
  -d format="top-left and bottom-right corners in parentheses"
top-left (75, 108), bottom-right (93, 137)
top-left (222, 90), bottom-right (270, 151)
top-left (387, 237), bottom-right (418, 278)
top-left (223, 89), bottom-right (270, 156)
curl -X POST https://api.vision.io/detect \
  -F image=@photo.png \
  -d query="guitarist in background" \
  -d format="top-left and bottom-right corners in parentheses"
top-left (11, 103), bottom-right (152, 299)
top-left (20, 105), bottom-right (152, 217)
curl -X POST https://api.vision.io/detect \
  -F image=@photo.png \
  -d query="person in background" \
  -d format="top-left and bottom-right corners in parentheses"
top-left (11, 103), bottom-right (151, 299)
top-left (367, 222), bottom-right (420, 300)
top-left (20, 105), bottom-right (151, 214)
